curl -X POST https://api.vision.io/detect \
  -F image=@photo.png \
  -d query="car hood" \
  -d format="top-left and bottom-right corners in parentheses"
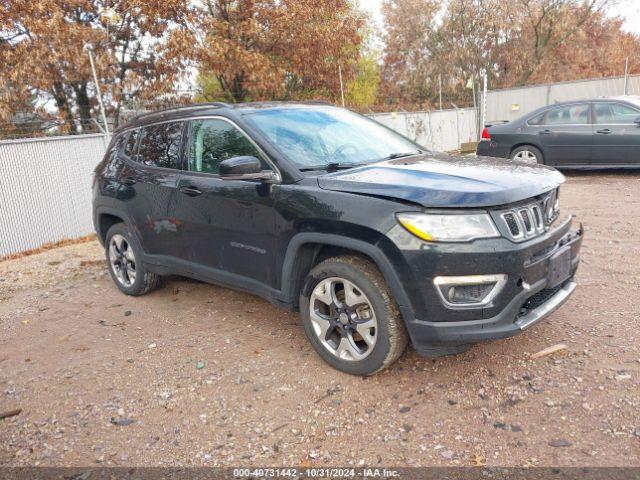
top-left (316, 152), bottom-right (565, 208)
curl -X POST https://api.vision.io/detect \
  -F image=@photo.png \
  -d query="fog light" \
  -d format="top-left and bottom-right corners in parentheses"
top-left (434, 274), bottom-right (507, 308)
top-left (447, 284), bottom-right (495, 303)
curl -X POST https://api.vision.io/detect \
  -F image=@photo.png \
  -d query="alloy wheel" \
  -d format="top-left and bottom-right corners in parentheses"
top-left (513, 150), bottom-right (538, 163)
top-left (109, 234), bottom-right (137, 287)
top-left (309, 277), bottom-right (378, 361)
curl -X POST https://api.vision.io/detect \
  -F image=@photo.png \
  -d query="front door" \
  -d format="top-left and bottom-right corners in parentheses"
top-left (534, 103), bottom-right (592, 167)
top-left (591, 102), bottom-right (640, 165)
top-left (174, 118), bottom-right (278, 288)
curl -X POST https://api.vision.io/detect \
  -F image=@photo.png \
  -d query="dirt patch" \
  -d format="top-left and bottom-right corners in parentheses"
top-left (0, 234), bottom-right (97, 263)
top-left (1, 171), bottom-right (639, 467)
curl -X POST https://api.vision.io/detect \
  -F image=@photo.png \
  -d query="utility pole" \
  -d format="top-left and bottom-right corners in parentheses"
top-left (623, 57), bottom-right (629, 95)
top-left (338, 66), bottom-right (345, 108)
top-left (84, 44), bottom-right (110, 140)
top-left (438, 74), bottom-right (443, 111)
top-left (471, 78), bottom-right (478, 140)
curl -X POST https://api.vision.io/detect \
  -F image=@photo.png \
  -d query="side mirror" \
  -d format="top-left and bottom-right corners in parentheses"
top-left (219, 156), bottom-right (277, 182)
top-left (634, 117), bottom-right (640, 126)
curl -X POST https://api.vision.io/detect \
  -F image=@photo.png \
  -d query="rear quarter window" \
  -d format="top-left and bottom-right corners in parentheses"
top-left (528, 113), bottom-right (546, 125)
top-left (96, 134), bottom-right (127, 177)
top-left (123, 129), bottom-right (139, 158)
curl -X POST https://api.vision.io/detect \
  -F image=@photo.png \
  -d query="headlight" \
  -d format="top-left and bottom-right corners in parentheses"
top-left (397, 212), bottom-right (500, 242)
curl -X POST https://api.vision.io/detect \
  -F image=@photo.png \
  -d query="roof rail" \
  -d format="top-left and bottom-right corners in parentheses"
top-left (131, 102), bottom-right (232, 122)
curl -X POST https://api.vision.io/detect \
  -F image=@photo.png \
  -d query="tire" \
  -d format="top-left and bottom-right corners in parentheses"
top-left (299, 255), bottom-right (408, 376)
top-left (511, 145), bottom-right (544, 164)
top-left (105, 223), bottom-right (161, 296)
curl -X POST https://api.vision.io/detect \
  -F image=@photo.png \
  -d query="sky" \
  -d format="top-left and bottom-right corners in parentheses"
top-left (358, 0), bottom-right (640, 34)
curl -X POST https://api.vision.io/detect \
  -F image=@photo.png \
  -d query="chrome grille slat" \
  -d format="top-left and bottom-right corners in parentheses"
top-left (502, 212), bottom-right (521, 238)
top-left (519, 209), bottom-right (533, 233)
top-left (531, 205), bottom-right (543, 230)
top-left (497, 189), bottom-right (560, 242)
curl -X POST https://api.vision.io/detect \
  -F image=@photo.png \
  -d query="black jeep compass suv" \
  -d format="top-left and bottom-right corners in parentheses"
top-left (92, 102), bottom-right (583, 375)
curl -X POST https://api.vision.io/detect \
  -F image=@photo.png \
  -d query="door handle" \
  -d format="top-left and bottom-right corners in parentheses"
top-left (538, 129), bottom-right (552, 135)
top-left (179, 186), bottom-right (203, 197)
top-left (596, 129), bottom-right (612, 134)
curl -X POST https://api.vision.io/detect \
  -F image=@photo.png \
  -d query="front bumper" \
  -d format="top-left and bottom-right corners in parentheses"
top-left (387, 217), bottom-right (583, 355)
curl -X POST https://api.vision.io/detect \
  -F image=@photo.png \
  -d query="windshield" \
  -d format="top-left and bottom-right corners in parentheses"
top-left (246, 107), bottom-right (424, 169)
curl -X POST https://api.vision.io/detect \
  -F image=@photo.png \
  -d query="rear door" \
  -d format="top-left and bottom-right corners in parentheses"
top-left (173, 117), bottom-right (278, 288)
top-left (592, 101), bottom-right (640, 165)
top-left (121, 121), bottom-right (186, 261)
top-left (531, 103), bottom-right (592, 167)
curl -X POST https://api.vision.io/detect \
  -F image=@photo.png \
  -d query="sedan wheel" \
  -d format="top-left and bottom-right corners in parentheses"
top-left (309, 277), bottom-right (377, 361)
top-left (512, 149), bottom-right (538, 163)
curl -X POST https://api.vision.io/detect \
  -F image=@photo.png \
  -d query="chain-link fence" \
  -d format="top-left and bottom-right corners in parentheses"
top-left (0, 134), bottom-right (107, 258)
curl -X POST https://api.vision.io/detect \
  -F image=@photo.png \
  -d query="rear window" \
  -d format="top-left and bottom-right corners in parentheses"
top-left (137, 122), bottom-right (184, 169)
top-left (543, 104), bottom-right (589, 125)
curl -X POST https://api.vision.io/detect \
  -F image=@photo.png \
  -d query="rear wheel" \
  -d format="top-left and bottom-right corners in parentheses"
top-left (105, 223), bottom-right (161, 296)
top-left (299, 255), bottom-right (408, 376)
top-left (511, 145), bottom-right (544, 164)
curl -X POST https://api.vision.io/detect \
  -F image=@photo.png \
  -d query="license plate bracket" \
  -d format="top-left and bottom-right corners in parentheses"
top-left (547, 247), bottom-right (571, 288)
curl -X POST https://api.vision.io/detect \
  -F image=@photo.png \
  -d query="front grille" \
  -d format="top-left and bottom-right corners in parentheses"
top-left (497, 189), bottom-right (560, 242)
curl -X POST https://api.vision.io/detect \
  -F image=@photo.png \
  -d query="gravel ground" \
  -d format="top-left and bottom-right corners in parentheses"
top-left (1, 171), bottom-right (639, 467)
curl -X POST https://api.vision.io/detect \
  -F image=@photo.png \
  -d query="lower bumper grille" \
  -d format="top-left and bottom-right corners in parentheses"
top-left (518, 283), bottom-right (564, 317)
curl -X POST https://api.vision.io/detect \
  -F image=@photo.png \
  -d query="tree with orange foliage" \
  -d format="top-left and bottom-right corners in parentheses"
top-left (168, 0), bottom-right (366, 103)
top-left (379, 0), bottom-right (639, 108)
top-left (0, 0), bottom-right (186, 131)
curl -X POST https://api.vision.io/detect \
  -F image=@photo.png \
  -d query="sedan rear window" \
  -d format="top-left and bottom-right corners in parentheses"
top-left (543, 104), bottom-right (589, 125)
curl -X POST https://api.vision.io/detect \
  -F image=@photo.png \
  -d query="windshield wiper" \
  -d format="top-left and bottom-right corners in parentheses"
top-left (299, 152), bottom-right (424, 172)
top-left (299, 162), bottom-right (367, 172)
top-left (382, 150), bottom-right (424, 161)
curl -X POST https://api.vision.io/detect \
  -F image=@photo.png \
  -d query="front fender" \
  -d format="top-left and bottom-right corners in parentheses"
top-left (280, 232), bottom-right (414, 322)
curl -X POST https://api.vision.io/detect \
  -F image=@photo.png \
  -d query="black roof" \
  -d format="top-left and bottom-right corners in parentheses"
top-left (115, 100), bottom-right (335, 133)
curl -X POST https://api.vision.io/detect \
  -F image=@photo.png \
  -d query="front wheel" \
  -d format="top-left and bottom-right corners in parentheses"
top-left (511, 145), bottom-right (544, 164)
top-left (299, 256), bottom-right (408, 376)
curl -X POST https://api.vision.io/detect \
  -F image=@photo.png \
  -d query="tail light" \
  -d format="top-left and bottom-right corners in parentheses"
top-left (481, 127), bottom-right (491, 140)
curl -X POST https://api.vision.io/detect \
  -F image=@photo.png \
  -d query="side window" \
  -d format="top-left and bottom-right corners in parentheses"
top-left (544, 104), bottom-right (589, 125)
top-left (137, 122), bottom-right (184, 169)
top-left (188, 119), bottom-right (263, 175)
top-left (123, 129), bottom-right (139, 158)
top-left (594, 102), bottom-right (640, 124)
